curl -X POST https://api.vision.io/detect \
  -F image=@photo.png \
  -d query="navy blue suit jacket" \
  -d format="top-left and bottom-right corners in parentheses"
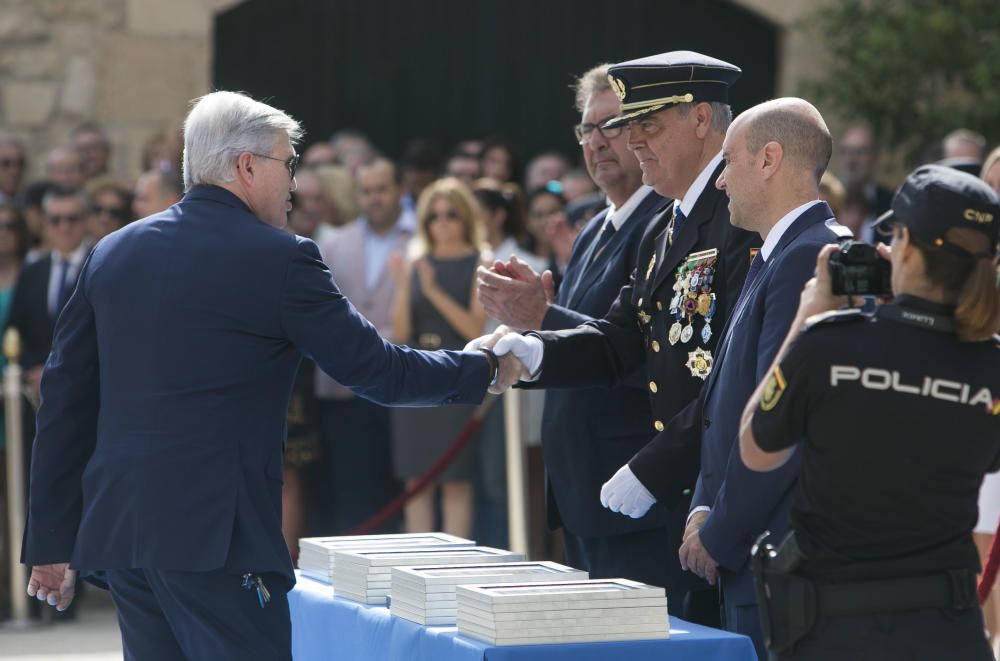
top-left (6, 254), bottom-right (81, 370)
top-left (631, 201), bottom-right (849, 606)
top-left (539, 189), bottom-right (666, 537)
top-left (22, 185), bottom-right (490, 587)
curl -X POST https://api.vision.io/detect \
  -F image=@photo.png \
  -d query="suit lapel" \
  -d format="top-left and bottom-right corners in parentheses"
top-left (567, 192), bottom-right (660, 309)
top-left (703, 201), bottom-right (835, 400)
top-left (649, 162), bottom-right (726, 293)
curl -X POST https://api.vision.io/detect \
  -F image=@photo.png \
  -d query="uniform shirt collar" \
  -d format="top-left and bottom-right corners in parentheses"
top-left (605, 185), bottom-right (654, 231)
top-left (676, 151), bottom-right (723, 218)
top-left (760, 199), bottom-right (823, 261)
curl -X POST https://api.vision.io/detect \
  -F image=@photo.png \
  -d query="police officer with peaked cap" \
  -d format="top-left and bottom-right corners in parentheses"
top-left (739, 164), bottom-right (1000, 659)
top-left (475, 50), bottom-right (760, 625)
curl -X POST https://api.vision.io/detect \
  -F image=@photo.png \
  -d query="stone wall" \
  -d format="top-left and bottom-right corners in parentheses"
top-left (0, 0), bottom-right (239, 183)
top-left (0, 0), bottom-right (827, 185)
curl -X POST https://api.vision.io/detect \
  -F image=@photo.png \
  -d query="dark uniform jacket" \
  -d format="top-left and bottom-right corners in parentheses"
top-left (22, 185), bottom-right (490, 589)
top-left (527, 161), bottom-right (760, 588)
top-left (632, 201), bottom-right (848, 607)
top-left (539, 188), bottom-right (665, 538)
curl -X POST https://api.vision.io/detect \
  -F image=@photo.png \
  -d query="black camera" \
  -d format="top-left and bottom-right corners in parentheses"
top-left (828, 241), bottom-right (892, 297)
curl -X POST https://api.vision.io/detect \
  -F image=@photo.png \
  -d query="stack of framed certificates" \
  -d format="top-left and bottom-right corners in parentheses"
top-left (297, 533), bottom-right (474, 585)
top-left (455, 579), bottom-right (670, 645)
top-left (389, 561), bottom-right (587, 625)
top-left (332, 546), bottom-right (523, 605)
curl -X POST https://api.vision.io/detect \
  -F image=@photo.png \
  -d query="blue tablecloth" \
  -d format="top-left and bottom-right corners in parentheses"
top-left (290, 574), bottom-right (757, 660)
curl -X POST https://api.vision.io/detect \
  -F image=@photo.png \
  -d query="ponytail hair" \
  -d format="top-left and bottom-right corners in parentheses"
top-left (911, 226), bottom-right (1000, 342)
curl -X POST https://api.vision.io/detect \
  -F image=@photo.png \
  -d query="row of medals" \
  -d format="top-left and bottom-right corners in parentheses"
top-left (669, 256), bottom-right (717, 347)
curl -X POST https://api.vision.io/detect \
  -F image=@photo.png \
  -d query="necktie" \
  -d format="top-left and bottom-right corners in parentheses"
top-left (735, 251), bottom-right (765, 307)
top-left (53, 259), bottom-right (70, 316)
top-left (670, 206), bottom-right (686, 244)
top-left (590, 222), bottom-right (617, 263)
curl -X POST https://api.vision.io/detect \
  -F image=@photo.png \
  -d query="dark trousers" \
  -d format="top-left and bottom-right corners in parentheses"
top-left (562, 526), bottom-right (720, 627)
top-left (774, 607), bottom-right (993, 661)
top-left (106, 568), bottom-right (291, 661)
top-left (317, 397), bottom-right (400, 533)
top-left (722, 598), bottom-right (765, 661)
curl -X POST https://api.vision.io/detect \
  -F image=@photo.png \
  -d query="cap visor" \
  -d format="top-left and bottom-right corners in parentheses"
top-left (601, 104), bottom-right (667, 129)
top-left (873, 209), bottom-right (895, 238)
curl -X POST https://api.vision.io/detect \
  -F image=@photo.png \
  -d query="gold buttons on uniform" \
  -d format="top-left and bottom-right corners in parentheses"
top-left (649, 381), bottom-right (658, 393)
top-left (654, 420), bottom-right (664, 432)
top-left (656, 301), bottom-right (663, 311)
top-left (651, 340), bottom-right (660, 352)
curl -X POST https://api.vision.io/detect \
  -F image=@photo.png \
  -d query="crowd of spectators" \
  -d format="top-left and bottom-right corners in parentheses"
top-left (0, 115), bottom-right (997, 643)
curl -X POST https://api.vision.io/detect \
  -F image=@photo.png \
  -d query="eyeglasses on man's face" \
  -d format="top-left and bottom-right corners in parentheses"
top-left (573, 116), bottom-right (624, 145)
top-left (0, 158), bottom-right (24, 170)
top-left (47, 213), bottom-right (83, 226)
top-left (251, 152), bottom-right (300, 180)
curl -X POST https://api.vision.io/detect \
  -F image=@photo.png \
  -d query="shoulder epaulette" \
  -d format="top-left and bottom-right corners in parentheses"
top-left (802, 308), bottom-right (865, 332)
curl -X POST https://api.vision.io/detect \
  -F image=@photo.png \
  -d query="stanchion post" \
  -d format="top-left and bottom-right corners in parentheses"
top-left (3, 327), bottom-right (29, 625)
top-left (502, 389), bottom-right (530, 557)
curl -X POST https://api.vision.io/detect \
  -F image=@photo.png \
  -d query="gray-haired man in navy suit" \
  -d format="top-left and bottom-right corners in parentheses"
top-left (22, 91), bottom-right (523, 661)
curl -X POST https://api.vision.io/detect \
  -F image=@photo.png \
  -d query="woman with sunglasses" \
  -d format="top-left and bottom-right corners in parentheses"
top-left (85, 181), bottom-right (134, 242)
top-left (391, 177), bottom-right (487, 538)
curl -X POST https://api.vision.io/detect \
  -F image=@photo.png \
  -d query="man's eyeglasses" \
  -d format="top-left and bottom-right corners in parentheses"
top-left (0, 158), bottom-right (24, 170)
top-left (251, 152), bottom-right (300, 180)
top-left (47, 214), bottom-right (82, 226)
top-left (573, 116), bottom-right (624, 145)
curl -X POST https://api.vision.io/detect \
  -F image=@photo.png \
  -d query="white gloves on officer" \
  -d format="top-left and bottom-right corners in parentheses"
top-left (600, 464), bottom-right (656, 518)
top-left (493, 333), bottom-right (543, 381)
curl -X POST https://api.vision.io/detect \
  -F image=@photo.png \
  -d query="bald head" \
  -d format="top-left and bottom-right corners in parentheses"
top-left (737, 98), bottom-right (832, 183)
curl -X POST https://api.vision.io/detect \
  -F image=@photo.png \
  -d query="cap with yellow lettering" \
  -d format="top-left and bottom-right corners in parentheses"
top-left (875, 164), bottom-right (1000, 255)
top-left (602, 50), bottom-right (742, 129)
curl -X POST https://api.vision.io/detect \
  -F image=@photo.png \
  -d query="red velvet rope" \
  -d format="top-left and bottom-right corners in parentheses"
top-left (346, 396), bottom-right (498, 536)
top-left (979, 516), bottom-right (1000, 605)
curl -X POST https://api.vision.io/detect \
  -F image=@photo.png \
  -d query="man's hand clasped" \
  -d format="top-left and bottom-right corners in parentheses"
top-left (465, 323), bottom-right (544, 395)
top-left (679, 511), bottom-right (719, 585)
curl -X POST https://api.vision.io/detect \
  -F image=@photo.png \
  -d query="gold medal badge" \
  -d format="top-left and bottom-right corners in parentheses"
top-left (760, 365), bottom-right (787, 411)
top-left (685, 347), bottom-right (713, 380)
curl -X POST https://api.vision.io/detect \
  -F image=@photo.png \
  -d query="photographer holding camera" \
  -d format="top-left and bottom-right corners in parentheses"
top-left (738, 164), bottom-right (1000, 660)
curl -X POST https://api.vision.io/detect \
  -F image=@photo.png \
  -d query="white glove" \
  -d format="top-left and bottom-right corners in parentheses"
top-left (600, 464), bottom-right (656, 518)
top-left (493, 332), bottom-right (544, 381)
top-left (463, 335), bottom-right (487, 352)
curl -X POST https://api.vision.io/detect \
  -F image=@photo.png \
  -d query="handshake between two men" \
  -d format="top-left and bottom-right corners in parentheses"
top-left (469, 255), bottom-right (664, 526)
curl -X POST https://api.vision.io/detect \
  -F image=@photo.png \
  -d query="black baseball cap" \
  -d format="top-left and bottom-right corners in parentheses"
top-left (875, 164), bottom-right (1000, 255)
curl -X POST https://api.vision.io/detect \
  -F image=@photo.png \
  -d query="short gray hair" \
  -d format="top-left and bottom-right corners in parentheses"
top-left (573, 64), bottom-right (613, 114)
top-left (182, 91), bottom-right (303, 192)
top-left (675, 102), bottom-right (733, 135)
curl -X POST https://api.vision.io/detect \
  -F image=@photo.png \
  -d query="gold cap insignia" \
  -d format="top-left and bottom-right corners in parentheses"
top-left (760, 365), bottom-right (787, 411)
top-left (686, 347), bottom-right (714, 380)
top-left (609, 76), bottom-right (627, 102)
top-left (963, 208), bottom-right (994, 224)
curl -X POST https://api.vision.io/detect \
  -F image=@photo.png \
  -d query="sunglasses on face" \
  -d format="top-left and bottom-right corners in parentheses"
top-left (0, 221), bottom-right (17, 232)
top-left (90, 204), bottom-right (129, 221)
top-left (251, 152), bottom-right (300, 180)
top-left (0, 158), bottom-right (24, 169)
top-left (427, 210), bottom-right (460, 223)
top-left (47, 214), bottom-right (82, 226)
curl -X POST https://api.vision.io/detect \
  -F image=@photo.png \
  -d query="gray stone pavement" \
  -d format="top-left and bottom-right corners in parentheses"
top-left (0, 588), bottom-right (122, 660)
